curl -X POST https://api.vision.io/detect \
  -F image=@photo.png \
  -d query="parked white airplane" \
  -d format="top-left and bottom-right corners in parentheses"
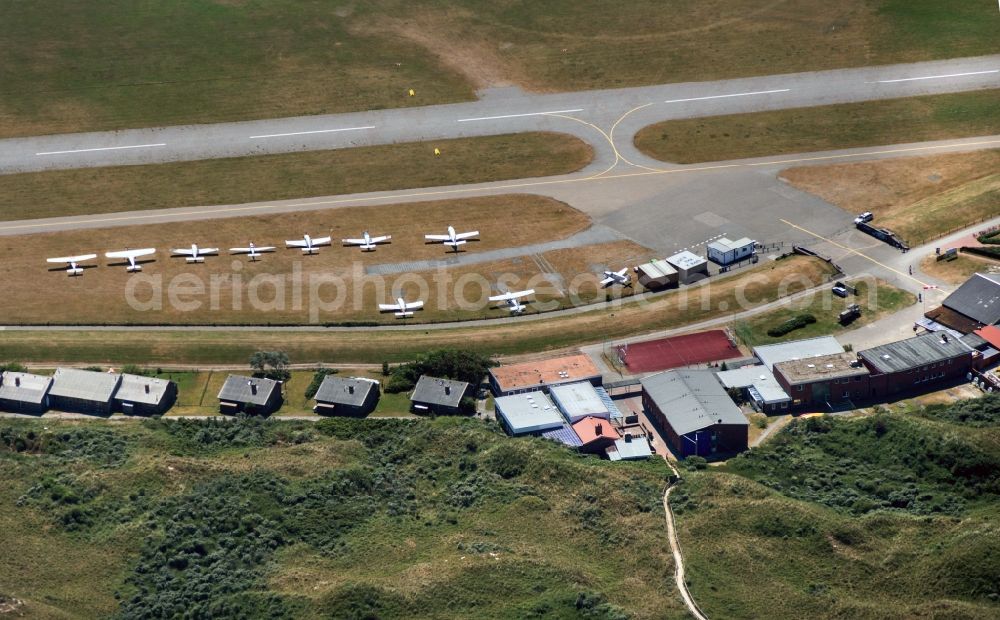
top-left (599, 267), bottom-right (632, 287)
top-left (378, 297), bottom-right (424, 318)
top-left (342, 231), bottom-right (391, 251)
top-left (489, 289), bottom-right (535, 314)
top-left (47, 254), bottom-right (97, 276)
top-left (171, 244), bottom-right (219, 263)
top-left (424, 226), bottom-right (479, 252)
top-left (286, 234), bottom-right (332, 255)
top-left (230, 242), bottom-right (276, 262)
top-left (105, 248), bottom-right (156, 272)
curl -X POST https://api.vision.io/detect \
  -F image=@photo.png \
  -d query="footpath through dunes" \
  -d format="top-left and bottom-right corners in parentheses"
top-left (0, 132), bottom-right (593, 221)
top-left (0, 255), bottom-right (841, 364)
top-left (3, 194), bottom-right (649, 325)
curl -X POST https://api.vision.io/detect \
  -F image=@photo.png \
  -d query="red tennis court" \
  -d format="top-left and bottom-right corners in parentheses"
top-left (617, 330), bottom-right (740, 373)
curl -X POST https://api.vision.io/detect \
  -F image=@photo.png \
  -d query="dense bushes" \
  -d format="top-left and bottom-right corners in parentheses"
top-left (303, 367), bottom-right (337, 399)
top-left (0, 426), bottom-right (130, 467)
top-left (766, 313), bottom-right (817, 337)
top-left (726, 410), bottom-right (1000, 516)
top-left (144, 416), bottom-right (313, 454)
top-left (921, 393), bottom-right (1000, 426)
top-left (384, 349), bottom-right (496, 393)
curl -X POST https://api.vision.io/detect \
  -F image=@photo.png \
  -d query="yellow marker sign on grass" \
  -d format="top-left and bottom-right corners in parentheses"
top-left (408, 89), bottom-right (415, 97)
top-left (434, 148), bottom-right (441, 156)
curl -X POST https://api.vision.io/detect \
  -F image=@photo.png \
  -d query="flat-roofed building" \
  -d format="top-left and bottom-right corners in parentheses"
top-left (313, 376), bottom-right (380, 417)
top-left (488, 354), bottom-right (602, 396)
top-left (858, 333), bottom-right (974, 398)
top-left (752, 336), bottom-right (844, 370)
top-left (641, 369), bottom-right (748, 459)
top-left (666, 250), bottom-right (709, 284)
top-left (715, 366), bottom-right (791, 413)
top-left (772, 353), bottom-right (869, 408)
top-left (218, 375), bottom-right (283, 415)
top-left (606, 432), bottom-right (653, 461)
top-left (706, 237), bottom-right (755, 266)
top-left (48, 368), bottom-right (121, 415)
top-left (410, 376), bottom-right (470, 415)
top-left (549, 381), bottom-right (620, 423)
top-left (635, 259), bottom-right (678, 289)
top-left (115, 374), bottom-right (177, 416)
top-left (494, 391), bottom-right (564, 436)
top-left (0, 371), bottom-right (52, 414)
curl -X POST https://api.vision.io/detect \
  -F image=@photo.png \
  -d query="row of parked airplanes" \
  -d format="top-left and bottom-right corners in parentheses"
top-left (46, 226), bottom-right (480, 273)
top-left (45, 225), bottom-right (633, 317)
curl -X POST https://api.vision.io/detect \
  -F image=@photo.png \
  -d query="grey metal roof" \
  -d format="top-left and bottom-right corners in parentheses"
top-left (752, 336), bottom-right (844, 370)
top-left (0, 371), bottom-right (52, 405)
top-left (494, 391), bottom-right (565, 434)
top-left (411, 375), bottom-right (468, 407)
top-left (715, 366), bottom-right (790, 404)
top-left (116, 374), bottom-right (173, 405)
top-left (314, 376), bottom-right (378, 406)
top-left (942, 273), bottom-right (1000, 326)
top-left (641, 369), bottom-right (747, 436)
top-left (218, 374), bottom-right (279, 406)
top-left (550, 382), bottom-right (610, 421)
top-left (707, 237), bottom-right (753, 253)
top-left (859, 333), bottom-right (971, 374)
top-left (49, 368), bottom-right (120, 402)
top-left (607, 434), bottom-right (653, 461)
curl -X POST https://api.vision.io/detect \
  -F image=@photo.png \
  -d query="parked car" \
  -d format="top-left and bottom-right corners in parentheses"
top-left (832, 282), bottom-right (849, 298)
top-left (854, 211), bottom-right (874, 225)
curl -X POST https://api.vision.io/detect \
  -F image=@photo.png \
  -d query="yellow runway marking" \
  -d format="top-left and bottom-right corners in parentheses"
top-left (2, 138), bottom-right (998, 234)
top-left (779, 218), bottom-right (929, 287)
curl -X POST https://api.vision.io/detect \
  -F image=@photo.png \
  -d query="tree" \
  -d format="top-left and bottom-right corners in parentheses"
top-left (381, 361), bottom-right (390, 376)
top-left (249, 351), bottom-right (291, 382)
top-left (384, 349), bottom-right (497, 394)
top-left (304, 368), bottom-right (337, 399)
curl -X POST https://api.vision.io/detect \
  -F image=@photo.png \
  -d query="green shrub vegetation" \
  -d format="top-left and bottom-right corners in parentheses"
top-left (766, 313), bottom-right (817, 338)
top-left (0, 417), bottom-right (674, 618)
top-left (385, 349), bottom-right (497, 394)
top-left (673, 397), bottom-right (1000, 617)
top-left (303, 368), bottom-right (338, 400)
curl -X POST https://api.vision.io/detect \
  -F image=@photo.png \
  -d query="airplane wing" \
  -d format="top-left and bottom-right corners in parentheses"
top-left (599, 276), bottom-right (615, 286)
top-left (369, 235), bottom-right (391, 243)
top-left (407, 300), bottom-right (424, 310)
top-left (285, 239), bottom-right (308, 248)
top-left (106, 248), bottom-right (155, 259)
top-left (232, 246), bottom-right (275, 253)
top-left (311, 236), bottom-right (332, 246)
top-left (342, 238), bottom-right (367, 245)
top-left (488, 289), bottom-right (534, 302)
top-left (454, 230), bottom-right (479, 240)
top-left (171, 248), bottom-right (197, 256)
top-left (378, 303), bottom-right (403, 311)
top-left (616, 268), bottom-right (629, 277)
top-left (48, 254), bottom-right (97, 264)
top-left (200, 248), bottom-right (220, 255)
top-left (424, 234), bottom-right (450, 241)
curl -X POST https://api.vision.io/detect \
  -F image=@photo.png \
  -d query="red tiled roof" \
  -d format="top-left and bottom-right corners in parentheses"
top-left (975, 325), bottom-right (1000, 350)
top-left (571, 416), bottom-right (621, 445)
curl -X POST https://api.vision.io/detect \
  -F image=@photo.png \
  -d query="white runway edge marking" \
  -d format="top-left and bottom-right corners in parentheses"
top-left (35, 143), bottom-right (166, 156)
top-left (249, 126), bottom-right (375, 139)
top-left (457, 109), bottom-right (584, 122)
top-left (875, 69), bottom-right (999, 83)
top-left (663, 88), bottom-right (790, 104)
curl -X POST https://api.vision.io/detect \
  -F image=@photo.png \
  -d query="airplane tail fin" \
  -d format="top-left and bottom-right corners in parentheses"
top-left (186, 257), bottom-right (205, 263)
top-left (126, 265), bottom-right (142, 273)
top-left (395, 311), bottom-right (414, 318)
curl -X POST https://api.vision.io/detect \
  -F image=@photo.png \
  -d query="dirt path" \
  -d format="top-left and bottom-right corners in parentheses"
top-left (663, 461), bottom-right (710, 620)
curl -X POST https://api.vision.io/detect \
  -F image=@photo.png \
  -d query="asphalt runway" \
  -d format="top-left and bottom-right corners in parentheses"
top-left (0, 55), bottom-right (997, 174)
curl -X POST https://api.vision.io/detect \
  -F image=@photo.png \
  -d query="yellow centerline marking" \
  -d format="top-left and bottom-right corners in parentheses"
top-left (779, 218), bottom-right (929, 287)
top-left (2, 138), bottom-right (998, 234)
